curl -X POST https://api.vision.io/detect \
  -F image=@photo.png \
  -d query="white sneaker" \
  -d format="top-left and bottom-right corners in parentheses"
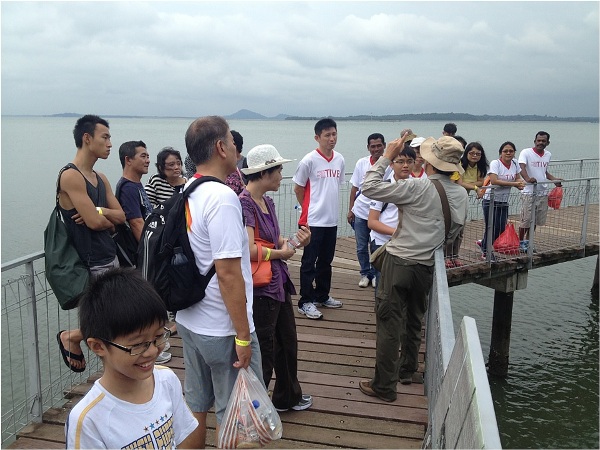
top-left (371, 277), bottom-right (377, 288)
top-left (315, 297), bottom-right (343, 308)
top-left (275, 394), bottom-right (313, 412)
top-left (162, 341), bottom-right (171, 352)
top-left (358, 276), bottom-right (370, 288)
top-left (155, 352), bottom-right (172, 364)
top-left (298, 302), bottom-right (323, 319)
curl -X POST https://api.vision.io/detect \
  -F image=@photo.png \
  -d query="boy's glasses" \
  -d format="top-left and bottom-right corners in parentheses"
top-left (393, 159), bottom-right (415, 165)
top-left (100, 327), bottom-right (171, 356)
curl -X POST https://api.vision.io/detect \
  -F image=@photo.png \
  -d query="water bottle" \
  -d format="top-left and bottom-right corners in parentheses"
top-left (251, 400), bottom-right (281, 435)
top-left (287, 233), bottom-right (301, 249)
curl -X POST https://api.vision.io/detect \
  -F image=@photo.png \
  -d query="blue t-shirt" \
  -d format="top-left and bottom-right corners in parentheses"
top-left (116, 177), bottom-right (153, 220)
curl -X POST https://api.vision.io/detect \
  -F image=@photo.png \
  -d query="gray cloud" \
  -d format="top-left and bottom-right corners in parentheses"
top-left (2, 1), bottom-right (598, 117)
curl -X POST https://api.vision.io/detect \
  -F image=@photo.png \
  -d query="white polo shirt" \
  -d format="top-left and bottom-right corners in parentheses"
top-left (293, 149), bottom-right (345, 227)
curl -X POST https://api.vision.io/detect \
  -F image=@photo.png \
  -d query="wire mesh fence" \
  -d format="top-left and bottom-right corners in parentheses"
top-left (1, 255), bottom-right (102, 447)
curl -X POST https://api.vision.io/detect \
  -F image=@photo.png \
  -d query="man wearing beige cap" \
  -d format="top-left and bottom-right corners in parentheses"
top-left (359, 132), bottom-right (468, 402)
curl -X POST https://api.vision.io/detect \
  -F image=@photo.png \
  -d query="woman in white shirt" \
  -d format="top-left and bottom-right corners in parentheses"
top-left (479, 141), bottom-right (526, 257)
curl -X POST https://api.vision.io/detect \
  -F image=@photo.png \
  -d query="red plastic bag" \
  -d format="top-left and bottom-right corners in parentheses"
top-left (493, 223), bottom-right (520, 255)
top-left (218, 367), bottom-right (282, 449)
top-left (548, 186), bottom-right (563, 209)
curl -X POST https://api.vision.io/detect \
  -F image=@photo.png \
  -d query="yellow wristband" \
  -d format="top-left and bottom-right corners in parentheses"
top-left (96, 207), bottom-right (103, 215)
top-left (235, 337), bottom-right (251, 347)
top-left (264, 248), bottom-right (271, 261)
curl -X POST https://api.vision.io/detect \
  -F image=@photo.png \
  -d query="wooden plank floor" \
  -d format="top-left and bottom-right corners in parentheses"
top-left (10, 204), bottom-right (598, 448)
top-left (10, 237), bottom-right (427, 449)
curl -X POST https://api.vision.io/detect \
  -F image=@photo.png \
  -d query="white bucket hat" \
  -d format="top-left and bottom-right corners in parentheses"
top-left (241, 144), bottom-right (295, 175)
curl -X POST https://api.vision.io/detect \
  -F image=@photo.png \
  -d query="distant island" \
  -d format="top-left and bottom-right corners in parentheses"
top-left (16, 110), bottom-right (598, 123)
top-left (285, 112), bottom-right (599, 123)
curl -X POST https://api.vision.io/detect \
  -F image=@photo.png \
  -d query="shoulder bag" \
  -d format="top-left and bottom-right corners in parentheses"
top-left (43, 164), bottom-right (90, 310)
top-left (248, 200), bottom-right (275, 287)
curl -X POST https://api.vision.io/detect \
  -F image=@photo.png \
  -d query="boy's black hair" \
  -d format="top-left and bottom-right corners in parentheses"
top-left (314, 118), bottom-right (337, 136)
top-left (79, 268), bottom-right (168, 343)
top-left (399, 146), bottom-right (416, 160)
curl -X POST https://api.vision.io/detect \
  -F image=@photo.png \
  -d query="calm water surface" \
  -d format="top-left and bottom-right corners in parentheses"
top-left (1, 117), bottom-right (599, 448)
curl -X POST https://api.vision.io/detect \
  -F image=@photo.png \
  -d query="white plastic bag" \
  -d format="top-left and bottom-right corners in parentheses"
top-left (218, 367), bottom-right (283, 449)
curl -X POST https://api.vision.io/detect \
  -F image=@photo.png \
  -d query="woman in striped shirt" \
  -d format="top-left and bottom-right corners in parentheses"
top-left (145, 147), bottom-right (187, 208)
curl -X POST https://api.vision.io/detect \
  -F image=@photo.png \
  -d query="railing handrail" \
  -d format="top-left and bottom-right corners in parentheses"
top-left (2, 251), bottom-right (45, 272)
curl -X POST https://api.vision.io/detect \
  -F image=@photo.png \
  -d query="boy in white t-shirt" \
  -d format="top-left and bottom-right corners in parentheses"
top-left (65, 268), bottom-right (200, 449)
top-left (518, 131), bottom-right (562, 241)
top-left (293, 118), bottom-right (345, 319)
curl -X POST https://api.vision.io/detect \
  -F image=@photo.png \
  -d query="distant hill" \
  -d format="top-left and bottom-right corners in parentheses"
top-left (225, 109), bottom-right (290, 120)
top-left (10, 111), bottom-right (596, 123)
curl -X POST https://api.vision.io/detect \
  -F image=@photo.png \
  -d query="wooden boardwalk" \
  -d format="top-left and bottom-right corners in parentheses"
top-left (10, 238), bottom-right (428, 449)
top-left (8, 203), bottom-right (598, 448)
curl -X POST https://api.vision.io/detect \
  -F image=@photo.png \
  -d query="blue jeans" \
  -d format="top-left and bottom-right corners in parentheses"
top-left (354, 217), bottom-right (376, 279)
top-left (482, 200), bottom-right (509, 255)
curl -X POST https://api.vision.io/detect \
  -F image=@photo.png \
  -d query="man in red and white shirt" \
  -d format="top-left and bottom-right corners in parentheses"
top-left (347, 133), bottom-right (386, 289)
top-left (518, 131), bottom-right (562, 241)
top-left (293, 118), bottom-right (345, 319)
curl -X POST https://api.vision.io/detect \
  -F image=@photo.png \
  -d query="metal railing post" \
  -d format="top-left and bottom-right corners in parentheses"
top-left (580, 179), bottom-right (591, 248)
top-left (485, 189), bottom-right (495, 264)
top-left (526, 186), bottom-right (537, 269)
top-left (24, 261), bottom-right (43, 423)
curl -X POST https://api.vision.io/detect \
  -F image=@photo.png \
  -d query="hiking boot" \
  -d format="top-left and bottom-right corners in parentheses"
top-left (156, 351), bottom-right (172, 364)
top-left (359, 380), bottom-right (395, 402)
top-left (399, 374), bottom-right (413, 385)
top-left (298, 302), bottom-right (323, 319)
top-left (358, 276), bottom-right (370, 288)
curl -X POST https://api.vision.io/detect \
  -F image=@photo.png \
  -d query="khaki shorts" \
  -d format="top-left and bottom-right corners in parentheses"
top-left (520, 195), bottom-right (548, 228)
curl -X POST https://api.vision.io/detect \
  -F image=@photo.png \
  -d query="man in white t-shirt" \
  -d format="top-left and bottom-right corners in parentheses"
top-left (176, 116), bottom-right (263, 447)
top-left (518, 131), bottom-right (562, 241)
top-left (347, 133), bottom-right (386, 289)
top-left (293, 118), bottom-right (345, 319)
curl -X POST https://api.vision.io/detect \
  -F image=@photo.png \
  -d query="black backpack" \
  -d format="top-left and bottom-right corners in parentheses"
top-left (113, 182), bottom-right (141, 268)
top-left (137, 176), bottom-right (223, 311)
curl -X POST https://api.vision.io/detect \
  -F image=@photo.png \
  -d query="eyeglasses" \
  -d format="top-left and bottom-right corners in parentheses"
top-left (165, 161), bottom-right (182, 169)
top-left (501, 149), bottom-right (515, 154)
top-left (468, 152), bottom-right (482, 157)
top-left (393, 159), bottom-right (415, 165)
top-left (100, 327), bottom-right (171, 356)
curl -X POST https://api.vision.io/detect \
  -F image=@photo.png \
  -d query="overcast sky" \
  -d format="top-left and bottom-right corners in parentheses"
top-left (2, 1), bottom-right (598, 118)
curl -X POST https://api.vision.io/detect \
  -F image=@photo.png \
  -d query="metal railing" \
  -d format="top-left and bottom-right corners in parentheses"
top-left (1, 253), bottom-right (102, 447)
top-left (1, 158), bottom-right (596, 447)
top-left (423, 249), bottom-right (502, 449)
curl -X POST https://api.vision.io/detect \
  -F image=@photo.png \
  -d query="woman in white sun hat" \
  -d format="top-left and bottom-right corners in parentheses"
top-left (239, 144), bottom-right (313, 412)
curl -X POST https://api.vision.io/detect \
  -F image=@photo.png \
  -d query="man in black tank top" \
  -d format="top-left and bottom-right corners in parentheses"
top-left (56, 115), bottom-right (126, 372)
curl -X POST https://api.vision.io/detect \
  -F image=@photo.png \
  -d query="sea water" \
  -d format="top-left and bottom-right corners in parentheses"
top-left (1, 116), bottom-right (599, 447)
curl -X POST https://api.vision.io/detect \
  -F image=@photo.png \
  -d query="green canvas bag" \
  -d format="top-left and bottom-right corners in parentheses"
top-left (44, 164), bottom-right (89, 310)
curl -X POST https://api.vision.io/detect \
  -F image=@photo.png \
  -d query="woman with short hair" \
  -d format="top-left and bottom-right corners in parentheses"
top-left (145, 147), bottom-right (187, 208)
top-left (239, 144), bottom-right (312, 413)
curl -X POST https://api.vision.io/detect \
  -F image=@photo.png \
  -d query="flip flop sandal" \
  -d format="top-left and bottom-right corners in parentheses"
top-left (56, 330), bottom-right (86, 373)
